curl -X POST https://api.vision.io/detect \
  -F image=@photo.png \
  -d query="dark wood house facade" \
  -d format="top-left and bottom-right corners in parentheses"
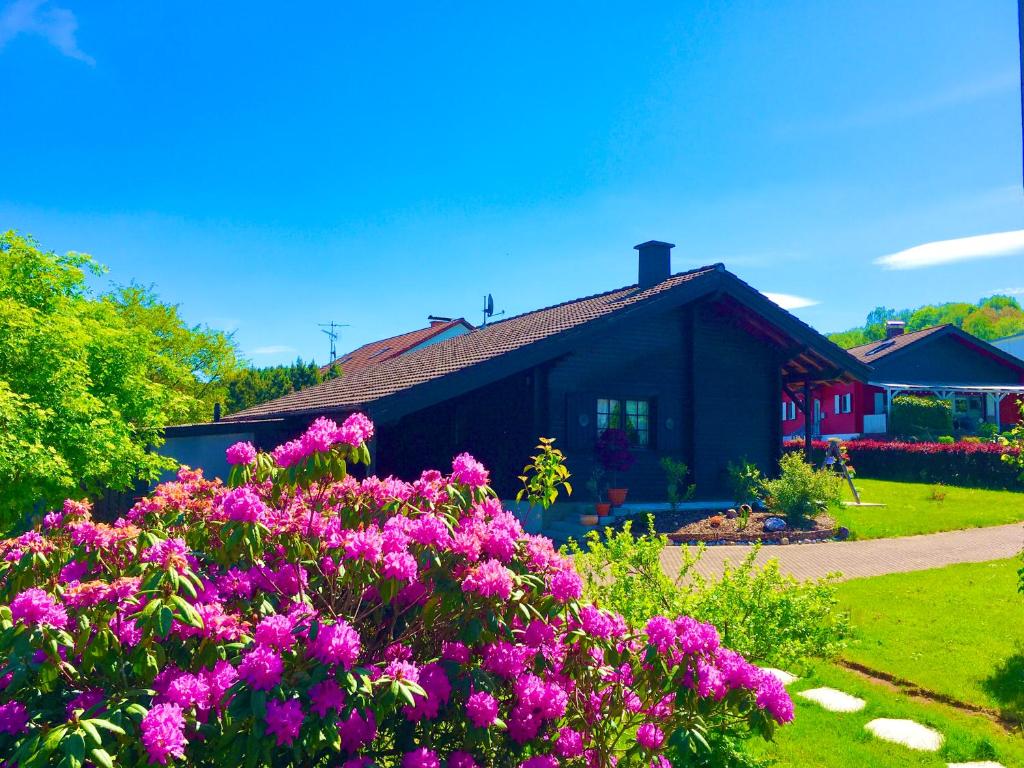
top-left (167, 242), bottom-right (867, 500)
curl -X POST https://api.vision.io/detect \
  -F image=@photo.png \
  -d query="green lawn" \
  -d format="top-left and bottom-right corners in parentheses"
top-left (747, 662), bottom-right (1024, 768)
top-left (837, 558), bottom-right (1024, 723)
top-left (834, 478), bottom-right (1024, 539)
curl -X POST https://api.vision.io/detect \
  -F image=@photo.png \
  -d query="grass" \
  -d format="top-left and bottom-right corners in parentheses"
top-left (746, 662), bottom-right (1024, 767)
top-left (833, 477), bottom-right (1024, 539)
top-left (837, 558), bottom-right (1024, 723)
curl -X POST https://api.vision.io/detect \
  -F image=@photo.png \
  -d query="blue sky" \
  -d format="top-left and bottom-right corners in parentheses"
top-left (1, 1), bottom-right (1022, 365)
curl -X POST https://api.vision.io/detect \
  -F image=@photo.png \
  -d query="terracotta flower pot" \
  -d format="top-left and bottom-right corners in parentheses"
top-left (580, 514), bottom-right (599, 526)
top-left (607, 488), bottom-right (628, 507)
top-left (595, 502), bottom-right (612, 516)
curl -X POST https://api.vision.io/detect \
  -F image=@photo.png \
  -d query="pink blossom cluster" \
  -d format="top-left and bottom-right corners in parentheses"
top-left (0, 412), bottom-right (792, 767)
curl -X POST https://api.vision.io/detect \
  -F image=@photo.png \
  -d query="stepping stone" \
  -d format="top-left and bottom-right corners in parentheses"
top-left (947, 763), bottom-right (1006, 768)
top-left (797, 687), bottom-right (865, 712)
top-left (865, 719), bottom-right (943, 751)
top-left (759, 667), bottom-right (798, 686)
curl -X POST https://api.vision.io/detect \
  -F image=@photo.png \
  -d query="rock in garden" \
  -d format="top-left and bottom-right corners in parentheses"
top-left (836, 526), bottom-right (850, 540)
top-left (763, 517), bottom-right (787, 532)
top-left (864, 719), bottom-right (943, 751)
top-left (797, 687), bottom-right (866, 712)
top-left (725, 508), bottom-right (738, 519)
top-left (759, 668), bottom-right (799, 686)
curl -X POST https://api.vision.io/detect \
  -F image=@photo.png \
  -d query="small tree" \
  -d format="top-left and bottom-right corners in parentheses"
top-left (727, 459), bottom-right (764, 507)
top-left (659, 457), bottom-right (696, 510)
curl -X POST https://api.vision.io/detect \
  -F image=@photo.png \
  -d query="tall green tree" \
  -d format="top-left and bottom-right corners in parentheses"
top-left (222, 358), bottom-right (339, 414)
top-left (829, 295), bottom-right (1024, 348)
top-left (0, 231), bottom-right (241, 528)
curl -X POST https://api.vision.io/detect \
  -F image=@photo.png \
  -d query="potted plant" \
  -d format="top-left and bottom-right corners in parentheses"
top-left (586, 466), bottom-right (611, 517)
top-left (596, 427), bottom-right (635, 507)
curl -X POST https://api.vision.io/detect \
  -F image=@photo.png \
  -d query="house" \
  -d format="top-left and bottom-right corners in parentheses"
top-left (782, 321), bottom-right (1024, 439)
top-left (993, 332), bottom-right (1024, 364)
top-left (165, 241), bottom-right (867, 499)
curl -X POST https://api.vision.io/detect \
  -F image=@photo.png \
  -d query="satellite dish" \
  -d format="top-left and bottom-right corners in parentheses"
top-left (485, 294), bottom-right (494, 316)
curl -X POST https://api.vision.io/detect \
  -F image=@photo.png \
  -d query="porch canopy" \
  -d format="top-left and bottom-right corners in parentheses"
top-left (874, 381), bottom-right (1024, 432)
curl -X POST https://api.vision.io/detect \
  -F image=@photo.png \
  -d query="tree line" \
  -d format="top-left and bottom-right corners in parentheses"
top-left (828, 295), bottom-right (1024, 349)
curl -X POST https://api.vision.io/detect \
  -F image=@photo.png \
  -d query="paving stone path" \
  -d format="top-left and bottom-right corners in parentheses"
top-left (769, 666), bottom-right (1007, 767)
top-left (660, 522), bottom-right (1024, 582)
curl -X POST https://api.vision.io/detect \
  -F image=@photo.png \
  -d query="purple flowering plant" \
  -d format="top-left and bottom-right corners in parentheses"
top-left (0, 412), bottom-right (791, 767)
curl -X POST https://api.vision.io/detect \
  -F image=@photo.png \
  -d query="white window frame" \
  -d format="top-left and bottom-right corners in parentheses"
top-left (834, 394), bottom-right (840, 415)
top-left (842, 393), bottom-right (852, 414)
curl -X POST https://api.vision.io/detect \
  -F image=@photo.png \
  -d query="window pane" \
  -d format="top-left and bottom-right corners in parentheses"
top-left (597, 413), bottom-right (608, 431)
top-left (637, 400), bottom-right (649, 416)
top-left (597, 398), bottom-right (609, 415)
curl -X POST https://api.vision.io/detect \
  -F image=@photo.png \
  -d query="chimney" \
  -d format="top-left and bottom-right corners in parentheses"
top-left (885, 320), bottom-right (906, 339)
top-left (634, 240), bottom-right (675, 289)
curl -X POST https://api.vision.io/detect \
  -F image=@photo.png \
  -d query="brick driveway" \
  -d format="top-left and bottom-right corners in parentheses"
top-left (660, 522), bottom-right (1024, 582)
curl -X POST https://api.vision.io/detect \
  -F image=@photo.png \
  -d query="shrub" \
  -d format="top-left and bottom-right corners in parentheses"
top-left (937, 435), bottom-right (955, 445)
top-left (977, 422), bottom-right (1000, 442)
top-left (890, 395), bottom-right (953, 439)
top-left (759, 453), bottom-right (843, 527)
top-left (0, 417), bottom-right (792, 767)
top-left (659, 457), bottom-right (695, 510)
top-left (567, 518), bottom-right (848, 668)
top-left (726, 460), bottom-right (764, 507)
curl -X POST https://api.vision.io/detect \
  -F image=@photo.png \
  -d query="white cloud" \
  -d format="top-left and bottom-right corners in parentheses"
top-left (0, 0), bottom-right (93, 64)
top-left (990, 287), bottom-right (1024, 296)
top-left (250, 345), bottom-right (298, 356)
top-left (874, 229), bottom-right (1024, 270)
top-left (763, 292), bottom-right (820, 310)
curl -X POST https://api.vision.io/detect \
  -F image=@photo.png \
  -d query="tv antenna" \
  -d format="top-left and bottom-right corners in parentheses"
top-left (318, 321), bottom-right (350, 362)
top-left (481, 294), bottom-right (505, 327)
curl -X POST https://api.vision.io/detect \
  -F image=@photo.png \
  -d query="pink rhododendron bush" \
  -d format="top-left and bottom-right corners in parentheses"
top-left (0, 414), bottom-right (792, 767)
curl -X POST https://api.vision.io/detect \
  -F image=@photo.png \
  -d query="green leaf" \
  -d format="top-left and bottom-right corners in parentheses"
top-left (90, 748), bottom-right (115, 768)
top-left (157, 605), bottom-right (173, 636)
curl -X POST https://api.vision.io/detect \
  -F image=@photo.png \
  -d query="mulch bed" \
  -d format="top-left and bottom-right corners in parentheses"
top-left (666, 511), bottom-right (837, 544)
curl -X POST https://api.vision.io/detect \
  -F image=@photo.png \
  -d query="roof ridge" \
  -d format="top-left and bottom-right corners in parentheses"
top-left (483, 263), bottom-right (722, 329)
top-left (846, 323), bottom-right (949, 352)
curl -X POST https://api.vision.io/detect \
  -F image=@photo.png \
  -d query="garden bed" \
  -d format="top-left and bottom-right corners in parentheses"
top-left (664, 511), bottom-right (837, 544)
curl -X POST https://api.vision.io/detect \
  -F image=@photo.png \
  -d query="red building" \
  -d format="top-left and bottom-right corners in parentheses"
top-left (783, 322), bottom-right (1024, 438)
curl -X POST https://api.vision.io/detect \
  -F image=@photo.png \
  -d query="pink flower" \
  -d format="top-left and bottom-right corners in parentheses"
top-left (254, 614), bottom-right (295, 651)
top-left (555, 727), bottom-right (584, 758)
top-left (0, 700), bottom-right (29, 734)
top-left (442, 641), bottom-right (470, 663)
top-left (202, 661), bottom-right (238, 711)
top-left (382, 551), bottom-right (418, 582)
top-left (548, 568), bottom-right (582, 602)
top-left (9, 587), bottom-right (68, 629)
top-left (302, 417), bottom-right (341, 454)
top-left (637, 723), bottom-right (665, 750)
top-left (226, 441), bottom-right (257, 465)
top-left (141, 703), bottom-right (187, 764)
top-left (338, 709), bottom-right (376, 753)
top-left (66, 689), bottom-right (105, 719)
top-left (141, 538), bottom-right (190, 574)
top-left (222, 487), bottom-right (268, 523)
top-left (403, 663), bottom-right (450, 722)
top-left (402, 748), bottom-right (440, 768)
top-left (466, 690), bottom-right (499, 728)
top-left (164, 672), bottom-right (210, 711)
top-left (462, 558), bottom-right (514, 600)
top-left (448, 752), bottom-right (480, 768)
top-left (451, 452), bottom-right (489, 487)
top-left (308, 679), bottom-right (346, 717)
top-left (265, 699), bottom-right (304, 746)
top-left (520, 757), bottom-right (558, 768)
top-left (755, 674), bottom-right (794, 723)
top-left (238, 646), bottom-right (283, 690)
top-left (645, 616), bottom-right (676, 652)
top-left (344, 526), bottom-right (383, 563)
top-left (308, 620), bottom-right (361, 669)
top-left (338, 412), bottom-right (374, 446)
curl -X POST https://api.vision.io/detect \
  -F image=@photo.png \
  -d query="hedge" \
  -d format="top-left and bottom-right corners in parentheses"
top-left (890, 395), bottom-right (953, 439)
top-left (783, 439), bottom-right (1023, 490)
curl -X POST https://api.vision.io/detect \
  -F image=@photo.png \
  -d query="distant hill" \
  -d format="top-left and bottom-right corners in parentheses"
top-left (828, 295), bottom-right (1024, 349)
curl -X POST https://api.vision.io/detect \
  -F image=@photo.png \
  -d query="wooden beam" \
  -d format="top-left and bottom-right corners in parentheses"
top-left (803, 378), bottom-right (813, 462)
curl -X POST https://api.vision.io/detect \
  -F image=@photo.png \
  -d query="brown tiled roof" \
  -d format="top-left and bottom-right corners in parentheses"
top-left (322, 319), bottom-right (473, 376)
top-left (225, 265), bottom-right (724, 420)
top-left (845, 325), bottom-right (950, 364)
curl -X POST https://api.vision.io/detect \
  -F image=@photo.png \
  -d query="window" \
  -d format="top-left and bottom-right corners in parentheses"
top-left (781, 402), bottom-right (788, 421)
top-left (834, 395), bottom-right (840, 415)
top-left (597, 398), bottom-right (650, 446)
top-left (842, 393), bottom-right (852, 413)
top-left (788, 401), bottom-right (796, 420)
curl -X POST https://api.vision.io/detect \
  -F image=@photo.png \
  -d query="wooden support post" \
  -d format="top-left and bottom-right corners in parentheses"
top-left (803, 378), bottom-right (812, 463)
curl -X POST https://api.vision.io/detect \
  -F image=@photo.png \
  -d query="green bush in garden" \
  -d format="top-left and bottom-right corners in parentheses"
top-left (566, 517), bottom-right (848, 668)
top-left (890, 395), bottom-right (953, 439)
top-left (759, 453), bottom-right (843, 528)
